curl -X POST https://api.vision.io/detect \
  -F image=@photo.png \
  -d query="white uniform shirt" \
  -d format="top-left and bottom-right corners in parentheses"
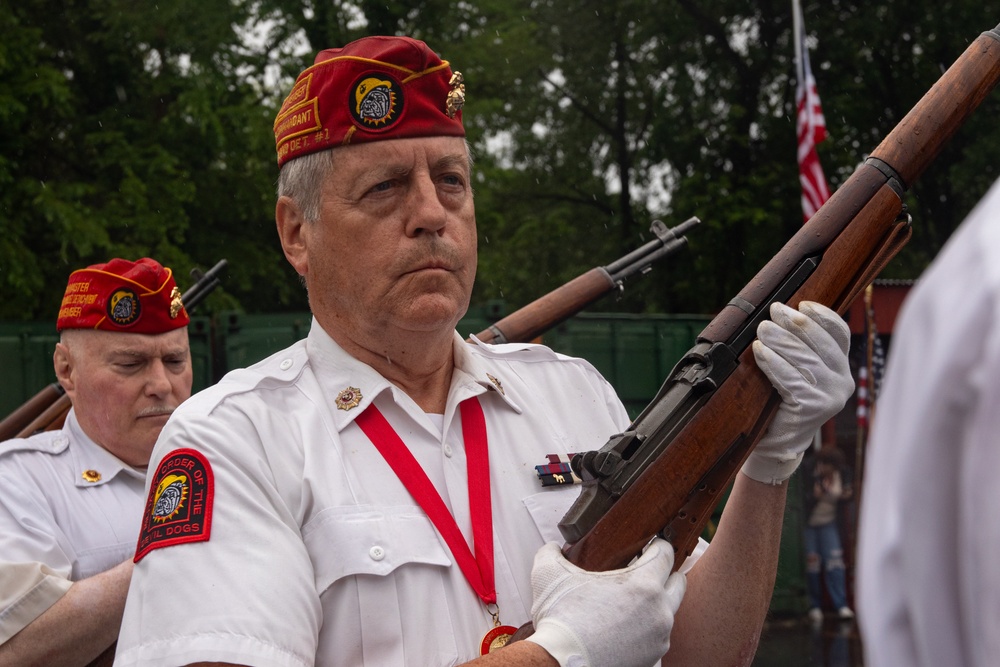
top-left (0, 408), bottom-right (147, 642)
top-left (116, 321), bottom-right (705, 667)
top-left (857, 177), bottom-right (1000, 667)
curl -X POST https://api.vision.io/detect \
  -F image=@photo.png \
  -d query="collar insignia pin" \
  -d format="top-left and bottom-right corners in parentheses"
top-left (82, 469), bottom-right (102, 483)
top-left (486, 373), bottom-right (504, 395)
top-left (336, 387), bottom-right (363, 411)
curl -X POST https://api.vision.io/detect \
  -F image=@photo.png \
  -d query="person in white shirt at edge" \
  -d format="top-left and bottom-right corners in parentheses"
top-left (857, 176), bottom-right (1000, 667)
top-left (114, 35), bottom-right (853, 667)
top-left (0, 258), bottom-right (193, 666)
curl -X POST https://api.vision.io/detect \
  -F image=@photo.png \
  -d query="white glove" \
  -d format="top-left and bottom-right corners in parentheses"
top-left (525, 538), bottom-right (686, 667)
top-left (741, 300), bottom-right (853, 485)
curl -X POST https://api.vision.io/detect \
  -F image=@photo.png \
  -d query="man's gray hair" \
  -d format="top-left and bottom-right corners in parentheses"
top-left (276, 150), bottom-right (336, 223)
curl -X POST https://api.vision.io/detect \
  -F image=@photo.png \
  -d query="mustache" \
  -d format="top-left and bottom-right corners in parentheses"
top-left (398, 247), bottom-right (465, 274)
top-left (136, 405), bottom-right (176, 418)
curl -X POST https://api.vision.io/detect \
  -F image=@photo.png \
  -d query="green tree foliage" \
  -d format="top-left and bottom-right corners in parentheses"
top-left (0, 0), bottom-right (303, 321)
top-left (1, 1), bottom-right (998, 322)
top-left (468, 1), bottom-right (1000, 314)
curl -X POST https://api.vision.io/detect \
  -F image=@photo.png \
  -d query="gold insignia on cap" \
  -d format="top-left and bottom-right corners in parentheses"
top-left (486, 373), bottom-right (504, 395)
top-left (446, 71), bottom-right (465, 118)
top-left (336, 387), bottom-right (363, 411)
top-left (82, 469), bottom-right (102, 483)
top-left (169, 286), bottom-right (184, 319)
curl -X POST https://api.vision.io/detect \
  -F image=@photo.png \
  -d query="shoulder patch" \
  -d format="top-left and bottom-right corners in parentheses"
top-left (135, 448), bottom-right (214, 562)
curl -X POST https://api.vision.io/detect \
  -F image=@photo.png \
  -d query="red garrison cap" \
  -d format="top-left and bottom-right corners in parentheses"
top-left (273, 35), bottom-right (466, 167)
top-left (56, 258), bottom-right (190, 333)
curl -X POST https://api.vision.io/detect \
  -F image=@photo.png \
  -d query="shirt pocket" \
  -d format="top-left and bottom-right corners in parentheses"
top-left (522, 487), bottom-right (581, 545)
top-left (301, 505), bottom-right (462, 666)
top-left (302, 504), bottom-right (452, 594)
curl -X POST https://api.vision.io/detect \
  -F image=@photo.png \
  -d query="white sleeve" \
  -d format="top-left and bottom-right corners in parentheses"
top-left (0, 469), bottom-right (73, 642)
top-left (857, 178), bottom-right (1000, 667)
top-left (115, 400), bottom-right (320, 667)
top-left (0, 560), bottom-right (72, 643)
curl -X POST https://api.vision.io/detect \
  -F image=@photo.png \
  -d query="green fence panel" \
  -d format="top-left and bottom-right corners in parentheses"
top-left (457, 300), bottom-right (508, 342)
top-left (212, 311), bottom-right (313, 380)
top-left (0, 322), bottom-right (59, 419)
top-left (187, 317), bottom-right (214, 393)
top-left (540, 313), bottom-right (712, 418)
top-left (771, 474), bottom-right (809, 614)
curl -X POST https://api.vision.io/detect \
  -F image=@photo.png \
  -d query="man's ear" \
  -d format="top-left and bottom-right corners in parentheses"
top-left (276, 195), bottom-right (309, 277)
top-left (53, 342), bottom-right (76, 398)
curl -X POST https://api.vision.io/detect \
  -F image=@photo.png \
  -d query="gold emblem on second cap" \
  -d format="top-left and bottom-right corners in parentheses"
top-left (446, 71), bottom-right (465, 118)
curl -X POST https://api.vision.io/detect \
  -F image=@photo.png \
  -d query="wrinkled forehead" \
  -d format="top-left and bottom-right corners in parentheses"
top-left (328, 135), bottom-right (471, 171)
top-left (63, 327), bottom-right (190, 356)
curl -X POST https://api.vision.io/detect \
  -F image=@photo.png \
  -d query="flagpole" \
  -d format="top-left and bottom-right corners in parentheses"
top-left (854, 284), bottom-right (875, 491)
top-left (793, 0), bottom-right (804, 84)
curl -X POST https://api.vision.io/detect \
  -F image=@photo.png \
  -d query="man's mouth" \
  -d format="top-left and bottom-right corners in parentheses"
top-left (137, 407), bottom-right (174, 419)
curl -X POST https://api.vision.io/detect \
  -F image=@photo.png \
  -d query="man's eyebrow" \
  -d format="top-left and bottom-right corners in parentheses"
top-left (355, 162), bottom-right (409, 180)
top-left (106, 347), bottom-right (189, 359)
top-left (104, 349), bottom-right (147, 362)
top-left (434, 153), bottom-right (471, 172)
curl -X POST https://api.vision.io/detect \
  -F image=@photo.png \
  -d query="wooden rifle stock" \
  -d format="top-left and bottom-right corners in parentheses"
top-left (0, 383), bottom-right (65, 442)
top-left (555, 23), bottom-right (1000, 576)
top-left (0, 260), bottom-right (229, 440)
top-left (473, 217), bottom-right (699, 344)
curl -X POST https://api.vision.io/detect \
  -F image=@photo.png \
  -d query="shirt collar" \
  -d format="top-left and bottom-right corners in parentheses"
top-left (64, 409), bottom-right (146, 488)
top-left (304, 320), bottom-right (522, 433)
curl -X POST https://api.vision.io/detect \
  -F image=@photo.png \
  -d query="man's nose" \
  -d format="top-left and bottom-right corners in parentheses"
top-left (405, 176), bottom-right (448, 237)
top-left (144, 361), bottom-right (174, 397)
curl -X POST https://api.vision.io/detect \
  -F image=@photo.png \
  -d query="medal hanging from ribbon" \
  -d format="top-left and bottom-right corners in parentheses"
top-left (355, 397), bottom-right (518, 655)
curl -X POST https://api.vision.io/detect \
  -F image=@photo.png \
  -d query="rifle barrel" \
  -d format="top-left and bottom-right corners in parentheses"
top-left (181, 259), bottom-right (228, 313)
top-left (475, 218), bottom-right (700, 345)
top-left (604, 217), bottom-right (699, 281)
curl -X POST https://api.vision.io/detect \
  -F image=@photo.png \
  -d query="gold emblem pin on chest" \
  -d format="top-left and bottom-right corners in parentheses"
top-left (336, 387), bottom-right (363, 411)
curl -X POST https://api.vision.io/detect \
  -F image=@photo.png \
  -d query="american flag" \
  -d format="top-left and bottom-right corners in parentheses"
top-left (793, 0), bottom-right (830, 222)
top-left (856, 364), bottom-right (870, 429)
top-left (868, 311), bottom-right (887, 401)
top-left (857, 285), bottom-right (887, 430)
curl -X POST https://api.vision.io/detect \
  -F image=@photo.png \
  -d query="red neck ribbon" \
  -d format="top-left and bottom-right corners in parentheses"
top-left (355, 398), bottom-right (496, 604)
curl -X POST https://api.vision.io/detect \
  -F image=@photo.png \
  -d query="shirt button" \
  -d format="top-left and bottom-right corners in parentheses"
top-left (279, 359), bottom-right (293, 370)
top-left (369, 545), bottom-right (385, 561)
top-left (443, 444), bottom-right (454, 458)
